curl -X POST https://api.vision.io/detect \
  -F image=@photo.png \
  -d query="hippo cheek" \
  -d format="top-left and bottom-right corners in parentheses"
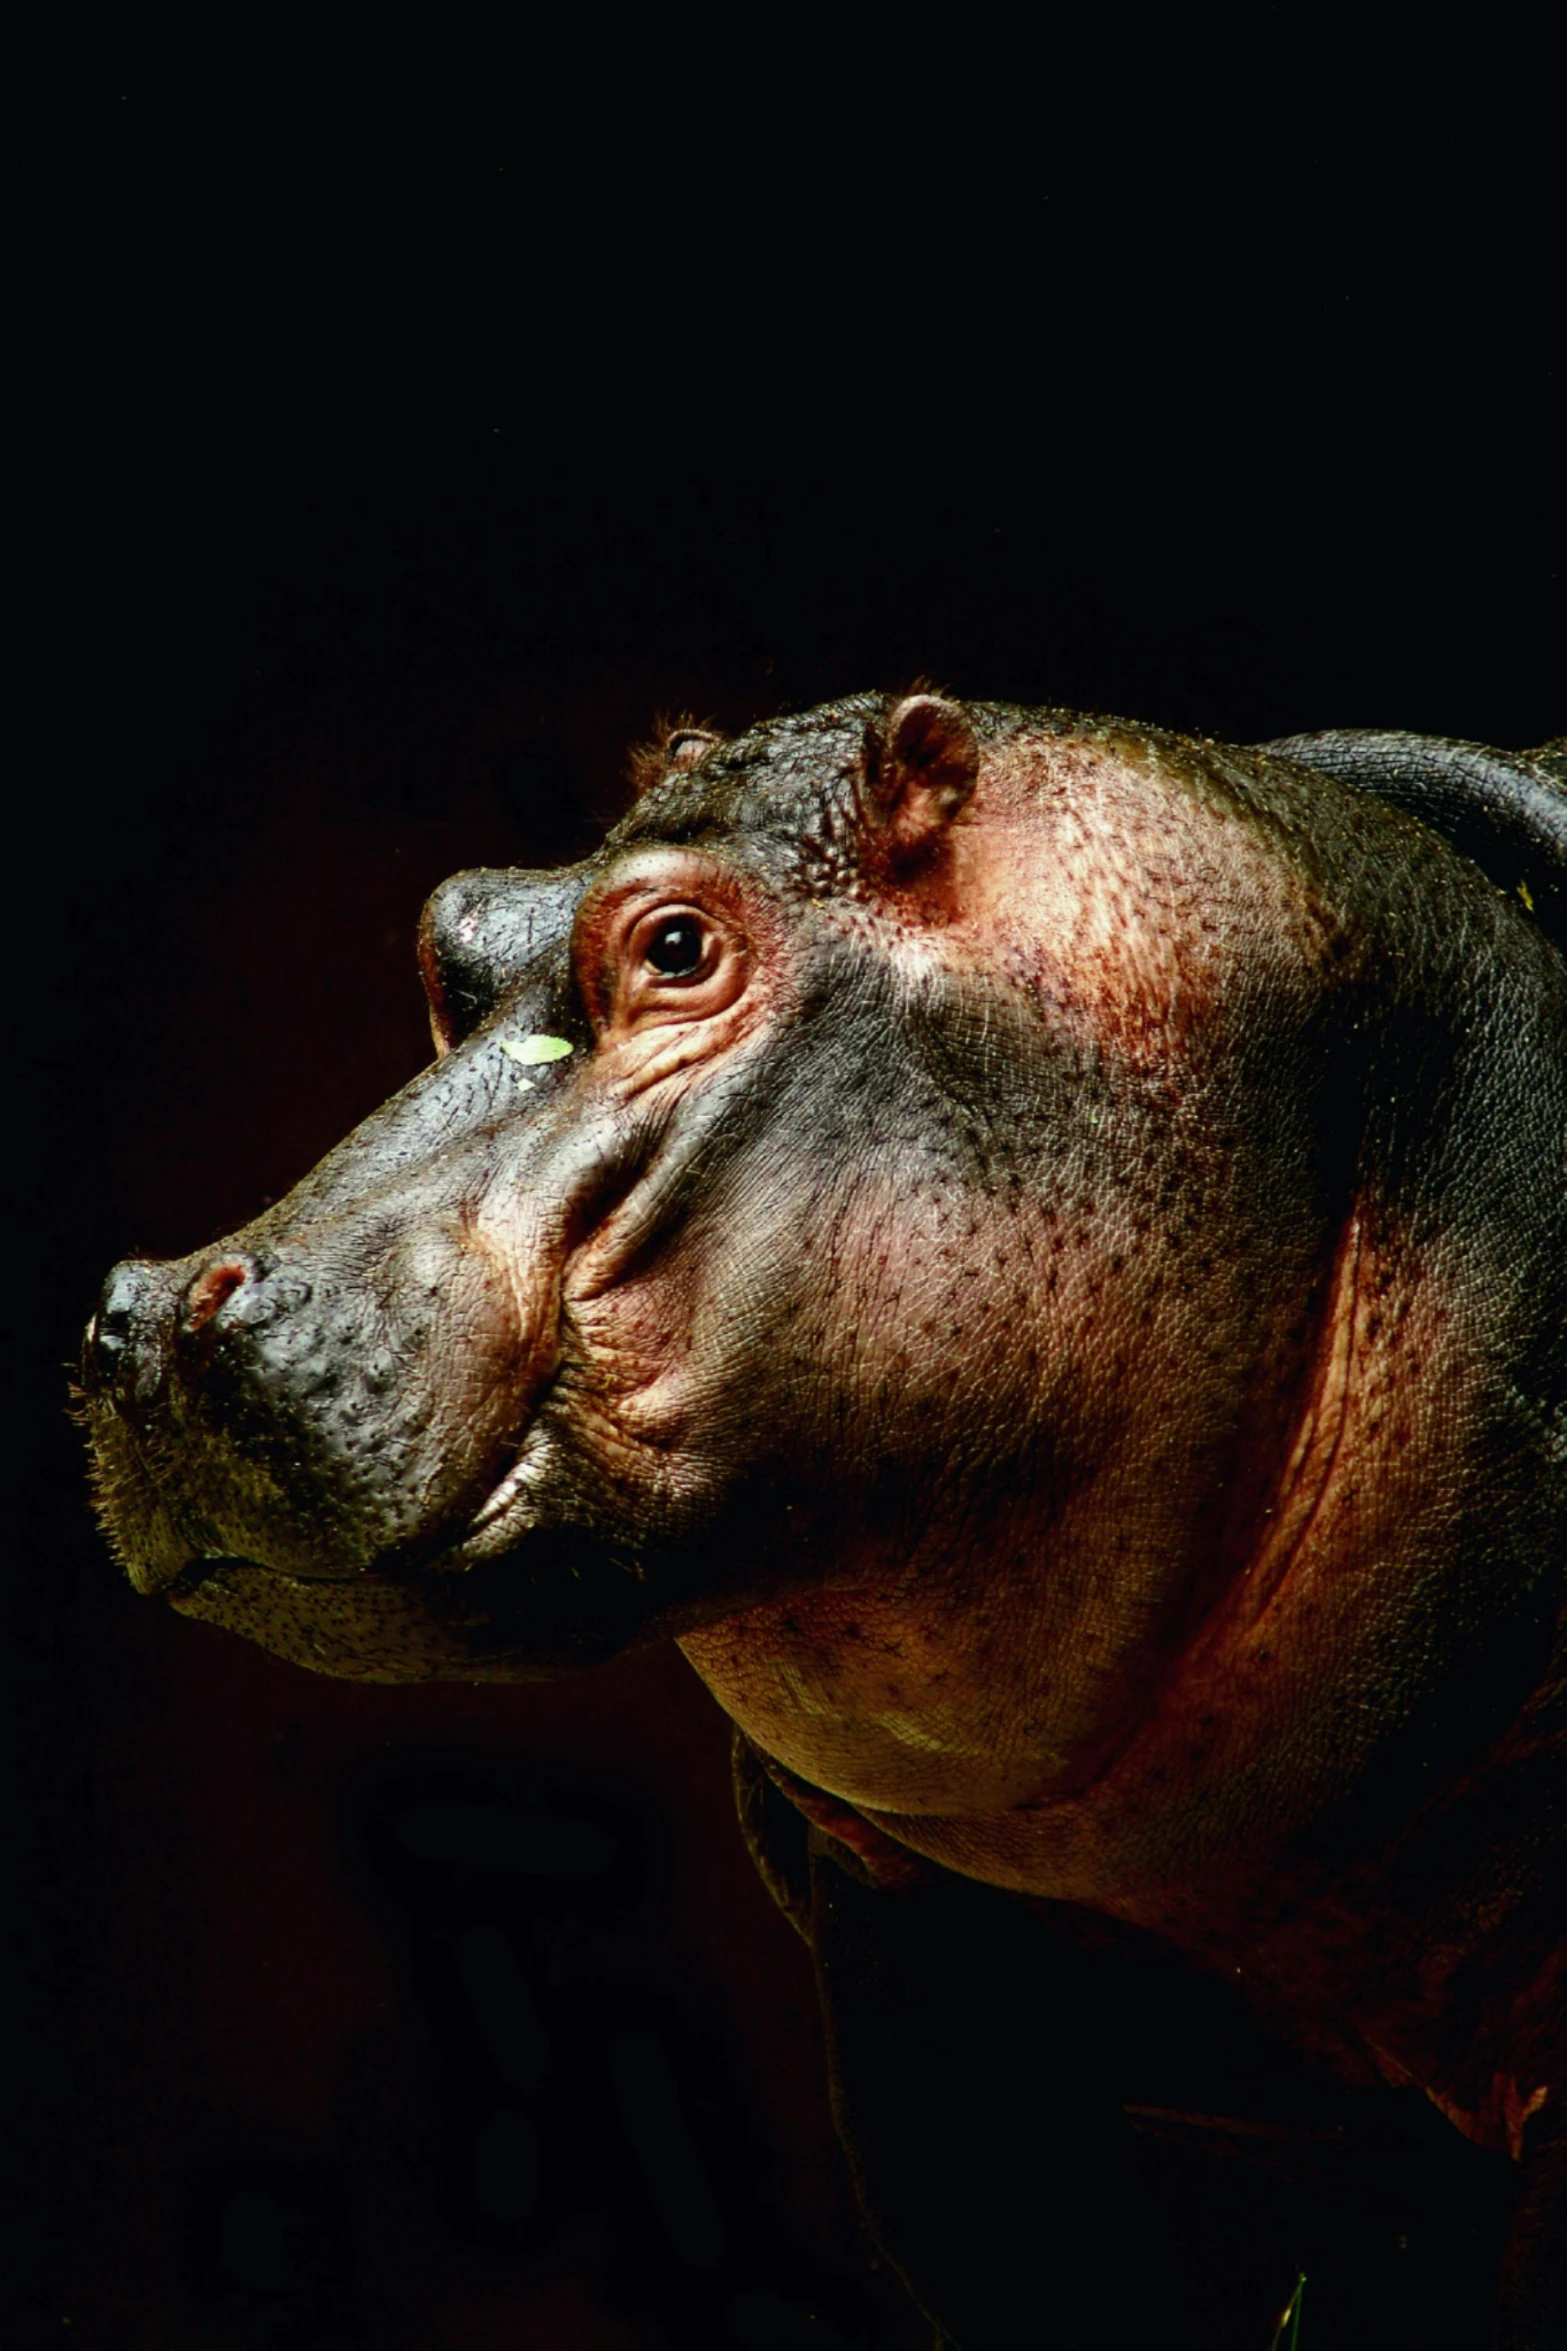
top-left (88, 1215), bottom-right (547, 1587)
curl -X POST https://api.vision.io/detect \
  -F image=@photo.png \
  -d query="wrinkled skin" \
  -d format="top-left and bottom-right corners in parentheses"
top-left (83, 696), bottom-right (1567, 2346)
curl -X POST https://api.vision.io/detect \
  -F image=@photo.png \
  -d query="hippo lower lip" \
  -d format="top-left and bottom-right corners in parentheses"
top-left (163, 1524), bottom-right (658, 1683)
top-left (166, 1553), bottom-right (250, 1597)
top-left (165, 1552), bottom-right (410, 1598)
top-left (148, 1548), bottom-right (387, 1602)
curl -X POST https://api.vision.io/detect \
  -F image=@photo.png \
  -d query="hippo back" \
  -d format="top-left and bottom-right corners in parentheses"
top-left (1264, 730), bottom-right (1567, 958)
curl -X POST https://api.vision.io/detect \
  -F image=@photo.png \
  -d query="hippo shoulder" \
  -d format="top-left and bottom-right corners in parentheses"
top-left (1262, 729), bottom-right (1567, 955)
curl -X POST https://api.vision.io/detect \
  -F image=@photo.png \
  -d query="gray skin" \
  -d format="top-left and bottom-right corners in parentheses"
top-left (82, 696), bottom-right (1567, 2347)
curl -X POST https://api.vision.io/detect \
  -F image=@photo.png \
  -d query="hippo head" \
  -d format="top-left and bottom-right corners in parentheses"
top-left (81, 691), bottom-right (1564, 1842)
top-left (81, 693), bottom-right (1326, 1700)
top-left (92, 694), bottom-right (1107, 1681)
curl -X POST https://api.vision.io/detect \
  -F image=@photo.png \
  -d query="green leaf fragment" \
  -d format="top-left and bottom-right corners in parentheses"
top-left (1269, 2272), bottom-right (1307, 2351)
top-left (501, 1034), bottom-right (575, 1065)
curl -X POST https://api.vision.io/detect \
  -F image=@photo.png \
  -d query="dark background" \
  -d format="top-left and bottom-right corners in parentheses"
top-left (14, 35), bottom-right (1562, 2351)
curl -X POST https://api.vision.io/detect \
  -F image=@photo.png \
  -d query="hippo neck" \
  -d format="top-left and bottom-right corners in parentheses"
top-left (682, 1166), bottom-right (1560, 1917)
top-left (681, 1201), bottom-right (1371, 1873)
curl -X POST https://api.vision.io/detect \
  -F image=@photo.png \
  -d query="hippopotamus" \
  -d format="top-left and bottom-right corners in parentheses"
top-left (81, 695), bottom-right (1566, 2347)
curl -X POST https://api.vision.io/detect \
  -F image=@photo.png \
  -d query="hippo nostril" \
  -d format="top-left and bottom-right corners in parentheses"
top-left (182, 1255), bottom-right (256, 1334)
top-left (96, 1262), bottom-right (144, 1340)
top-left (87, 1258), bottom-right (167, 1391)
top-left (89, 1308), bottom-right (127, 1359)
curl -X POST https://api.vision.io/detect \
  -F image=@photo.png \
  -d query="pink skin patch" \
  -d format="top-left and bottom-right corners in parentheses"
top-left (181, 1257), bottom-right (250, 1332)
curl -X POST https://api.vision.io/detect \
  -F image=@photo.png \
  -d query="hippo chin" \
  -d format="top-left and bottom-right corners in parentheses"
top-left (83, 696), bottom-right (1566, 2347)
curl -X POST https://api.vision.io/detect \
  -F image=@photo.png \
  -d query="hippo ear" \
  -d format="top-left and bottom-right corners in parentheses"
top-left (862, 695), bottom-right (980, 858)
top-left (666, 728), bottom-right (721, 771)
top-left (629, 721), bottom-right (724, 797)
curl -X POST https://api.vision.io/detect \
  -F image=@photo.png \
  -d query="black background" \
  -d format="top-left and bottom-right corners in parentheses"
top-left (14, 31), bottom-right (1562, 2350)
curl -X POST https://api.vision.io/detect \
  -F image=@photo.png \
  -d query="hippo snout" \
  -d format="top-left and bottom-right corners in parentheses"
top-left (82, 1212), bottom-right (538, 1592)
top-left (87, 1251), bottom-right (311, 1401)
top-left (85, 1254), bottom-right (185, 1404)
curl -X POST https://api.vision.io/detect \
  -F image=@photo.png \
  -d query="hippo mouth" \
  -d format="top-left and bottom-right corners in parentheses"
top-left (77, 1206), bottom-right (568, 1587)
top-left (144, 1405), bottom-right (571, 1598)
top-left (138, 1512), bottom-right (660, 1686)
top-left (81, 1341), bottom-right (663, 1683)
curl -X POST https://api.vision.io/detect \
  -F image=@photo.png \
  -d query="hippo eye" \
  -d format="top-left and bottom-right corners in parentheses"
top-left (590, 883), bottom-right (750, 1033)
top-left (644, 916), bottom-right (707, 978)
